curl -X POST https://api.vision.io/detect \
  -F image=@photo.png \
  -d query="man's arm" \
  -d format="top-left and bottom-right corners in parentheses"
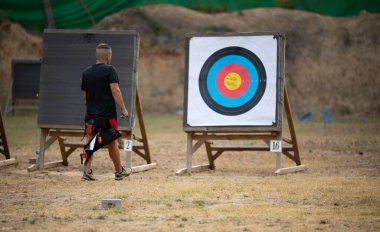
top-left (110, 83), bottom-right (128, 118)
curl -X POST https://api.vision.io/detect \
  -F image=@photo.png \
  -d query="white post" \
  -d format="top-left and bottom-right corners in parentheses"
top-left (186, 133), bottom-right (192, 174)
top-left (124, 135), bottom-right (133, 170)
top-left (270, 139), bottom-right (282, 172)
top-left (276, 152), bottom-right (282, 170)
top-left (125, 150), bottom-right (132, 170)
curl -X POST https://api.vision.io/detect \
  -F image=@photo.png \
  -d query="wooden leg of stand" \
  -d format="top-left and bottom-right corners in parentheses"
top-left (57, 137), bottom-right (69, 166)
top-left (205, 141), bottom-right (215, 169)
top-left (284, 86), bottom-right (301, 165)
top-left (135, 90), bottom-right (151, 164)
top-left (38, 129), bottom-right (49, 170)
top-left (4, 80), bottom-right (13, 118)
top-left (0, 111), bottom-right (10, 159)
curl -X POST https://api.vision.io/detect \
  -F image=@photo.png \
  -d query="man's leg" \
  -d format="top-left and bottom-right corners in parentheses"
top-left (84, 135), bottom-right (94, 173)
top-left (84, 156), bottom-right (93, 173)
top-left (108, 139), bottom-right (123, 173)
top-left (81, 134), bottom-right (96, 181)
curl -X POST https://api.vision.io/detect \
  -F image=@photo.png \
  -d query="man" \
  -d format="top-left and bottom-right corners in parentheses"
top-left (81, 43), bottom-right (131, 181)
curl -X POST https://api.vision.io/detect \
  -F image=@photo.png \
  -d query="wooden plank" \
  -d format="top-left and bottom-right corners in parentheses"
top-left (0, 158), bottom-right (17, 167)
top-left (211, 150), bottom-right (223, 162)
top-left (62, 142), bottom-right (85, 148)
top-left (275, 165), bottom-right (306, 175)
top-left (131, 163), bottom-right (157, 173)
top-left (133, 135), bottom-right (143, 143)
top-left (27, 161), bottom-right (66, 172)
top-left (176, 164), bottom-right (211, 176)
top-left (48, 130), bottom-right (84, 137)
top-left (132, 148), bottom-right (147, 160)
top-left (192, 134), bottom-right (277, 141)
top-left (28, 160), bottom-right (65, 171)
top-left (282, 137), bottom-right (292, 144)
top-left (12, 106), bottom-right (38, 110)
top-left (192, 139), bottom-right (205, 153)
top-left (0, 111), bottom-right (10, 159)
top-left (183, 126), bottom-right (281, 133)
top-left (132, 145), bottom-right (144, 150)
top-left (27, 164), bottom-right (38, 172)
top-left (210, 144), bottom-right (293, 151)
top-left (39, 124), bottom-right (84, 130)
top-left (41, 160), bottom-right (64, 169)
top-left (40, 125), bottom-right (131, 132)
top-left (44, 134), bottom-right (59, 150)
top-left (282, 150), bottom-right (297, 163)
top-left (195, 131), bottom-right (276, 135)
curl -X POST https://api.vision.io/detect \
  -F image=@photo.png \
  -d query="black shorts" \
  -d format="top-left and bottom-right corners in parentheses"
top-left (85, 116), bottom-right (118, 136)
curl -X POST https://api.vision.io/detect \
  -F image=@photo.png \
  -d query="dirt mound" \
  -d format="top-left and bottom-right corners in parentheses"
top-left (95, 5), bottom-right (380, 118)
top-left (1, 5), bottom-right (380, 118)
top-left (0, 20), bottom-right (42, 108)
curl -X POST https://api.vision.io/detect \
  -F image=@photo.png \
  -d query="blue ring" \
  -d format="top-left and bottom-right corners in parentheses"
top-left (207, 55), bottom-right (259, 108)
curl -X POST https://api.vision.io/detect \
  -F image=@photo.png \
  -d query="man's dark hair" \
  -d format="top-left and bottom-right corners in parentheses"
top-left (96, 43), bottom-right (112, 60)
top-left (96, 43), bottom-right (111, 50)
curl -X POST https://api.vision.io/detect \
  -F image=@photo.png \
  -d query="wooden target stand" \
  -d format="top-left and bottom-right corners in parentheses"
top-left (3, 59), bottom-right (40, 117)
top-left (27, 90), bottom-right (156, 172)
top-left (0, 110), bottom-right (17, 167)
top-left (27, 29), bottom-right (155, 173)
top-left (176, 86), bottom-right (305, 175)
top-left (177, 32), bottom-right (305, 175)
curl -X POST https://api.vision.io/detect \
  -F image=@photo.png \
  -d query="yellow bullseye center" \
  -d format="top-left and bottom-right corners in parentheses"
top-left (224, 72), bottom-right (242, 91)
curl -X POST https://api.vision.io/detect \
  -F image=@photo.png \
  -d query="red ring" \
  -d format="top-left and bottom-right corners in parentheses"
top-left (215, 64), bottom-right (250, 99)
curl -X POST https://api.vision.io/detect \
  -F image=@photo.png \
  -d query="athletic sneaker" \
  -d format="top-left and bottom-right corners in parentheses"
top-left (82, 169), bottom-right (96, 181)
top-left (115, 167), bottom-right (132, 180)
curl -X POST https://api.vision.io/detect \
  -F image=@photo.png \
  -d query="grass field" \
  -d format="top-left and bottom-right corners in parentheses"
top-left (0, 114), bottom-right (379, 231)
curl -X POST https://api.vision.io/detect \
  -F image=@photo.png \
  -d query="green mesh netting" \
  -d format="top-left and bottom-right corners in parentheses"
top-left (0, 0), bottom-right (275, 30)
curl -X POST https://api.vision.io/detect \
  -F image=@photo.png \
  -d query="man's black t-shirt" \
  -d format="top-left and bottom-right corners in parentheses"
top-left (81, 63), bottom-right (119, 119)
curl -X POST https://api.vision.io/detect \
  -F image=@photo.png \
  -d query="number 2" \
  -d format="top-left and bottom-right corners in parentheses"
top-left (124, 140), bottom-right (132, 151)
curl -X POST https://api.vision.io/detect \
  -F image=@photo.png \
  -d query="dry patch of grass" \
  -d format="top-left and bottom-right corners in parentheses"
top-left (1, 115), bottom-right (379, 231)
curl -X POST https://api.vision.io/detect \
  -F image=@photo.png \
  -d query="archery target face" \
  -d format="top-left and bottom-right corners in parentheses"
top-left (186, 35), bottom-right (278, 127)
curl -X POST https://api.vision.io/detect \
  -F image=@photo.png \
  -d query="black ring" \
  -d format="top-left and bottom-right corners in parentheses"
top-left (199, 46), bottom-right (267, 116)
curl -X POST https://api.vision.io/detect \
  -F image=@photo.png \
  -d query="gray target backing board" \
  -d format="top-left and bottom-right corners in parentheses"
top-left (37, 30), bottom-right (138, 131)
top-left (12, 59), bottom-right (41, 99)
